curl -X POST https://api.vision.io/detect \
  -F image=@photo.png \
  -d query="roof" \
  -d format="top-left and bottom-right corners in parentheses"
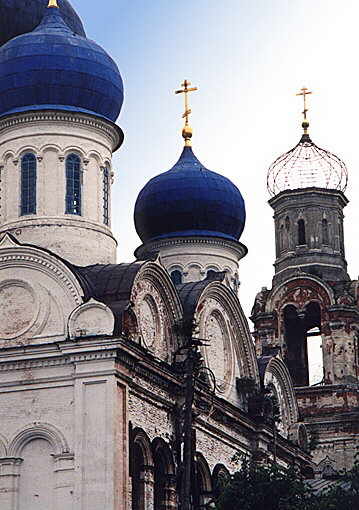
top-left (0, 0), bottom-right (85, 47)
top-left (0, 6), bottom-right (123, 122)
top-left (134, 146), bottom-right (246, 244)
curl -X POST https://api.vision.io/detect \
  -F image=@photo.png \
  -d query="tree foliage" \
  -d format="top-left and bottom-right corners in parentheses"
top-left (213, 456), bottom-right (359, 510)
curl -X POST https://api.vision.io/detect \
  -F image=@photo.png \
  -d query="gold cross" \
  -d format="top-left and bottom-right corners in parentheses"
top-left (296, 87), bottom-right (312, 121)
top-left (175, 79), bottom-right (198, 126)
top-left (48, 0), bottom-right (59, 7)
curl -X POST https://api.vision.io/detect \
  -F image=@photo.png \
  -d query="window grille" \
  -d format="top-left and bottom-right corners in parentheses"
top-left (21, 153), bottom-right (37, 215)
top-left (103, 166), bottom-right (110, 225)
top-left (65, 154), bottom-right (81, 215)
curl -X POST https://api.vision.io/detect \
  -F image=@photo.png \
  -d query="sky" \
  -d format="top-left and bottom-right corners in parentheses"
top-left (71, 0), bottom-right (359, 327)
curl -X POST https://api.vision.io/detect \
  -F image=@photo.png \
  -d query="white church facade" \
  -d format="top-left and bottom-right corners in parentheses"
top-left (1, 2), bottom-right (358, 510)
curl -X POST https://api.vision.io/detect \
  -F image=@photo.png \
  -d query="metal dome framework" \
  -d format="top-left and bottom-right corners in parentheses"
top-left (267, 134), bottom-right (348, 197)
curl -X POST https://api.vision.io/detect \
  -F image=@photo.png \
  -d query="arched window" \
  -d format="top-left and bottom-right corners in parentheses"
top-left (103, 165), bottom-right (110, 225)
top-left (132, 443), bottom-right (145, 510)
top-left (65, 154), bottom-right (81, 215)
top-left (297, 219), bottom-right (306, 245)
top-left (152, 440), bottom-right (176, 510)
top-left (170, 270), bottom-right (182, 285)
top-left (20, 153), bottom-right (37, 215)
top-left (322, 218), bottom-right (329, 245)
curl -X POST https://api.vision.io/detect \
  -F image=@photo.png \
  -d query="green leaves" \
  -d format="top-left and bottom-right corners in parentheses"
top-left (213, 456), bottom-right (359, 510)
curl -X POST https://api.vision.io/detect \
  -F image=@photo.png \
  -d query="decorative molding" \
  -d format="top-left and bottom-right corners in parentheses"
top-left (0, 233), bottom-right (19, 249)
top-left (136, 236), bottom-right (247, 260)
top-left (0, 253), bottom-right (81, 305)
top-left (0, 110), bottom-right (122, 151)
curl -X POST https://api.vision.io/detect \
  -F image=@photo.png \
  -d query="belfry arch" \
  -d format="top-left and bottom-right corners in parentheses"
top-left (283, 301), bottom-right (322, 386)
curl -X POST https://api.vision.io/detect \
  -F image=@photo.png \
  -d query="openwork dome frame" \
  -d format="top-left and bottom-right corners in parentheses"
top-left (267, 134), bottom-right (348, 197)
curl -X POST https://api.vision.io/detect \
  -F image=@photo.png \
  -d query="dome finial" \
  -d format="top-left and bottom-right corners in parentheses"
top-left (175, 79), bottom-right (198, 147)
top-left (48, 0), bottom-right (59, 8)
top-left (296, 86), bottom-right (312, 135)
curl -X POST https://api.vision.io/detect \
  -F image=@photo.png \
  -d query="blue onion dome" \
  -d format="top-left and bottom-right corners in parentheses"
top-left (0, 4), bottom-right (123, 122)
top-left (0, 0), bottom-right (85, 47)
top-left (134, 146), bottom-right (246, 243)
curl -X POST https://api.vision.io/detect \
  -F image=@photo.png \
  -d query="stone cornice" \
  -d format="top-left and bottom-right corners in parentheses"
top-left (135, 236), bottom-right (247, 260)
top-left (0, 110), bottom-right (123, 152)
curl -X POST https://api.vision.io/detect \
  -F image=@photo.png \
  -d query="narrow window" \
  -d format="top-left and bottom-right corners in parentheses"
top-left (322, 218), bottom-right (329, 245)
top-left (65, 154), bottom-right (81, 215)
top-left (298, 219), bottom-right (306, 245)
top-left (285, 216), bottom-right (290, 231)
top-left (170, 270), bottom-right (182, 285)
top-left (20, 153), bottom-right (36, 215)
top-left (279, 224), bottom-right (284, 251)
top-left (103, 165), bottom-right (110, 225)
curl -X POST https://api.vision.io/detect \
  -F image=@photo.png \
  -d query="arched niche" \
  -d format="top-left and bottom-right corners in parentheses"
top-left (18, 438), bottom-right (55, 510)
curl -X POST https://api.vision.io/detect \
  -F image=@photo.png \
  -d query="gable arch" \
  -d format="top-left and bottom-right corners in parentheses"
top-left (9, 422), bottom-right (70, 457)
top-left (0, 433), bottom-right (8, 457)
top-left (264, 356), bottom-right (299, 436)
top-left (196, 281), bottom-right (260, 385)
top-left (131, 261), bottom-right (183, 360)
top-left (0, 236), bottom-right (84, 343)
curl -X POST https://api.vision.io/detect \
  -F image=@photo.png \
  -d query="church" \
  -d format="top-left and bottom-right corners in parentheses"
top-left (0, 1), bottom-right (357, 509)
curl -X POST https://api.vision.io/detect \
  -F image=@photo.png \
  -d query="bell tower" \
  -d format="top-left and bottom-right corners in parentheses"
top-left (251, 89), bottom-right (359, 473)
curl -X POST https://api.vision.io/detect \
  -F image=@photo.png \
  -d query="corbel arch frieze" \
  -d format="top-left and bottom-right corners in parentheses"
top-left (195, 281), bottom-right (260, 386)
top-left (87, 150), bottom-right (103, 166)
top-left (0, 150), bottom-right (15, 166)
top-left (15, 146), bottom-right (38, 159)
top-left (8, 422), bottom-right (70, 458)
top-left (39, 143), bottom-right (61, 154)
top-left (63, 146), bottom-right (86, 161)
